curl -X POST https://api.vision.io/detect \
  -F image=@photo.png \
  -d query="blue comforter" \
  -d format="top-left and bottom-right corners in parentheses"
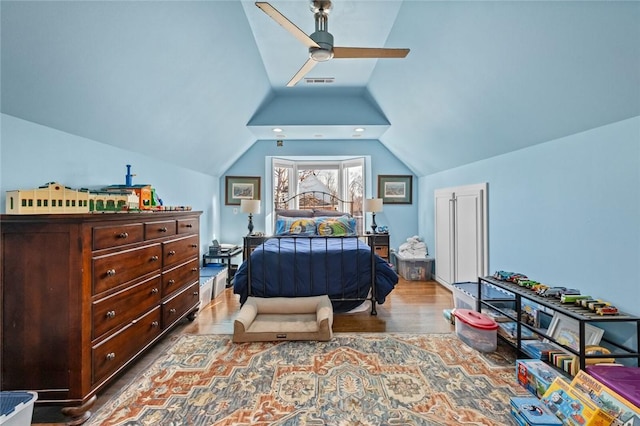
top-left (233, 237), bottom-right (398, 312)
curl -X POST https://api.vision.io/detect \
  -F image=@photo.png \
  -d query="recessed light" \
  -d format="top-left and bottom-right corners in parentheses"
top-left (354, 127), bottom-right (365, 132)
top-left (272, 128), bottom-right (283, 133)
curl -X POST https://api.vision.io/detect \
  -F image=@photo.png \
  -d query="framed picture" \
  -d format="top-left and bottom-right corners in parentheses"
top-left (546, 312), bottom-right (604, 351)
top-left (225, 176), bottom-right (261, 205)
top-left (378, 175), bottom-right (412, 204)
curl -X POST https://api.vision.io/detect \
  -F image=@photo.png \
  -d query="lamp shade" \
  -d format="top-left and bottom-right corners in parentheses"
top-left (364, 198), bottom-right (383, 213)
top-left (240, 199), bottom-right (260, 214)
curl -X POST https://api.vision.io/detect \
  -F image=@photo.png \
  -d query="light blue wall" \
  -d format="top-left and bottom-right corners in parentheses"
top-left (220, 139), bottom-right (417, 249)
top-left (0, 114), bottom-right (220, 253)
top-left (419, 117), bottom-right (640, 318)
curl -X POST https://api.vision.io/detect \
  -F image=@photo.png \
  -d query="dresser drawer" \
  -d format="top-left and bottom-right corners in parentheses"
top-left (177, 217), bottom-right (199, 234)
top-left (93, 244), bottom-right (162, 295)
top-left (162, 282), bottom-right (200, 328)
top-left (162, 235), bottom-right (199, 269)
top-left (162, 258), bottom-right (200, 297)
top-left (92, 275), bottom-right (162, 340)
top-left (144, 220), bottom-right (177, 240)
top-left (93, 223), bottom-right (144, 250)
top-left (92, 306), bottom-right (161, 385)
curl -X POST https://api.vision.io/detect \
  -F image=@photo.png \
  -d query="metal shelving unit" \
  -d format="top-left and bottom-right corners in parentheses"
top-left (477, 276), bottom-right (640, 372)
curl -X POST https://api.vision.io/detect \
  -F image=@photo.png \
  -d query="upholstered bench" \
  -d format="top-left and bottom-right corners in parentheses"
top-left (233, 295), bottom-right (333, 342)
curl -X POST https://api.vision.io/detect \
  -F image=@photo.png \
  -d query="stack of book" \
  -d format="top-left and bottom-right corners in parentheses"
top-left (520, 340), bottom-right (563, 361)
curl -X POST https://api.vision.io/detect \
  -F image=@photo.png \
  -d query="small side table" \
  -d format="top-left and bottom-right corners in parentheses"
top-left (366, 233), bottom-right (390, 261)
top-left (202, 246), bottom-right (243, 287)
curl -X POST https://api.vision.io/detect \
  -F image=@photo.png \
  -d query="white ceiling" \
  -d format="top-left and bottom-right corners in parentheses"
top-left (2, 1), bottom-right (639, 177)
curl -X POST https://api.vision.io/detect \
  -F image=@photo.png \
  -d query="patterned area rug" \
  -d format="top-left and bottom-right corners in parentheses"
top-left (88, 333), bottom-right (527, 425)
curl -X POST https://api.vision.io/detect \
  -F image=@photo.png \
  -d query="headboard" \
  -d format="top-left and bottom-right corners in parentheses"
top-left (274, 191), bottom-right (354, 217)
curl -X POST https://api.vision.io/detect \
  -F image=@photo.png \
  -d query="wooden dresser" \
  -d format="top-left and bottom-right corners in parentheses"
top-left (0, 211), bottom-right (201, 423)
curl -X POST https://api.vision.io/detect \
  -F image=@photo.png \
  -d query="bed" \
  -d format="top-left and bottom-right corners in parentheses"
top-left (233, 192), bottom-right (398, 314)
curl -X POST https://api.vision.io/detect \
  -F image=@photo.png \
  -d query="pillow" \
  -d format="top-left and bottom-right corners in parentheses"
top-left (315, 215), bottom-right (357, 236)
top-left (275, 209), bottom-right (314, 218)
top-left (313, 209), bottom-right (349, 217)
top-left (275, 216), bottom-right (317, 236)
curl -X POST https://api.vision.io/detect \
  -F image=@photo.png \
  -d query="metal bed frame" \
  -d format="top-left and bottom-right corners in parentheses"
top-left (241, 191), bottom-right (386, 315)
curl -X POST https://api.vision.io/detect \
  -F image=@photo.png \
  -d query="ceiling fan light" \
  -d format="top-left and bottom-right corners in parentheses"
top-left (309, 48), bottom-right (333, 62)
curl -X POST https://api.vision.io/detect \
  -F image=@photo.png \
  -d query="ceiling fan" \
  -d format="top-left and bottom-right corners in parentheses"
top-left (255, 1), bottom-right (410, 87)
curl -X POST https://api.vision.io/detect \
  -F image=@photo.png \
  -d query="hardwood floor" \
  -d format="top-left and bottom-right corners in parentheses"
top-left (32, 278), bottom-right (455, 425)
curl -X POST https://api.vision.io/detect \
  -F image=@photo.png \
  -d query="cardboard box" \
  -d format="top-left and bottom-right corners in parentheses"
top-left (516, 359), bottom-right (565, 398)
top-left (541, 377), bottom-right (614, 426)
top-left (570, 369), bottom-right (640, 426)
top-left (510, 396), bottom-right (563, 426)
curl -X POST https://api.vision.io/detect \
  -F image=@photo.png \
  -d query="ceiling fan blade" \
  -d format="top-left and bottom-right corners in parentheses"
top-left (255, 2), bottom-right (320, 49)
top-left (287, 58), bottom-right (318, 87)
top-left (333, 47), bottom-right (410, 59)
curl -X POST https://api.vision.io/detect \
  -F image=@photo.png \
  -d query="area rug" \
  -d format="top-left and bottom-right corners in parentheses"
top-left (87, 333), bottom-right (527, 425)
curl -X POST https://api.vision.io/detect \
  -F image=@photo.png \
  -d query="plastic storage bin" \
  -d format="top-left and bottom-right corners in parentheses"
top-left (201, 264), bottom-right (227, 299)
top-left (0, 391), bottom-right (37, 426)
top-left (393, 252), bottom-right (433, 281)
top-left (453, 308), bottom-right (498, 352)
top-left (452, 281), bottom-right (515, 310)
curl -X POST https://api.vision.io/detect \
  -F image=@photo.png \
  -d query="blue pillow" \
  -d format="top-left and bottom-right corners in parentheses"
top-left (275, 217), bottom-right (317, 236)
top-left (315, 215), bottom-right (357, 236)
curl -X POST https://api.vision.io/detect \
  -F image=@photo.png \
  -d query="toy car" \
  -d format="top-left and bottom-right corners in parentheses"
top-left (537, 287), bottom-right (567, 297)
top-left (516, 279), bottom-right (539, 288)
top-left (596, 306), bottom-right (618, 315)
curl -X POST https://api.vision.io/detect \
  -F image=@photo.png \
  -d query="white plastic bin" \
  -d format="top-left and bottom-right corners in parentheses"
top-left (452, 281), bottom-right (515, 310)
top-left (393, 252), bottom-right (433, 281)
top-left (0, 391), bottom-right (37, 426)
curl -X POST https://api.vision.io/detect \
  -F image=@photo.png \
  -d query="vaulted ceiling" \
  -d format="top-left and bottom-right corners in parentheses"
top-left (2, 1), bottom-right (639, 177)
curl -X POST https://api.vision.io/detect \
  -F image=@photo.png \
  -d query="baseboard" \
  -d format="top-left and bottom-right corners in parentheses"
top-left (434, 277), bottom-right (454, 293)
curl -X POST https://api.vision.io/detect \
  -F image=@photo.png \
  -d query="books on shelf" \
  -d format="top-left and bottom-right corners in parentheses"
top-left (521, 340), bottom-right (563, 361)
top-left (498, 321), bottom-right (539, 341)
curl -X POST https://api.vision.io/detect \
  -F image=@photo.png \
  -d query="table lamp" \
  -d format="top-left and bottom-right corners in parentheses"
top-left (364, 198), bottom-right (383, 234)
top-left (240, 199), bottom-right (260, 235)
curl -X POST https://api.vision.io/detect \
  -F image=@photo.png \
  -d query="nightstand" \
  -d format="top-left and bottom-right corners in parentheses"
top-left (243, 235), bottom-right (268, 260)
top-left (367, 233), bottom-right (390, 261)
top-left (202, 245), bottom-right (243, 287)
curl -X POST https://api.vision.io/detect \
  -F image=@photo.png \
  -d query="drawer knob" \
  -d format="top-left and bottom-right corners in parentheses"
top-left (106, 310), bottom-right (116, 319)
top-left (150, 255), bottom-right (159, 262)
top-left (186, 224), bottom-right (193, 228)
top-left (193, 291), bottom-right (199, 297)
top-left (168, 279), bottom-right (175, 285)
top-left (106, 269), bottom-right (116, 277)
top-left (191, 268), bottom-right (198, 272)
top-left (118, 232), bottom-right (129, 239)
top-left (151, 287), bottom-right (159, 294)
top-left (168, 250), bottom-right (176, 256)
top-left (169, 308), bottom-right (177, 314)
top-left (151, 321), bottom-right (159, 327)
top-left (190, 244), bottom-right (197, 248)
top-left (159, 227), bottom-right (167, 233)
top-left (106, 352), bottom-right (116, 361)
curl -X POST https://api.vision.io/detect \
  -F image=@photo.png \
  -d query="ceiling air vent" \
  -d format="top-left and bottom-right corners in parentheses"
top-left (304, 77), bottom-right (335, 84)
